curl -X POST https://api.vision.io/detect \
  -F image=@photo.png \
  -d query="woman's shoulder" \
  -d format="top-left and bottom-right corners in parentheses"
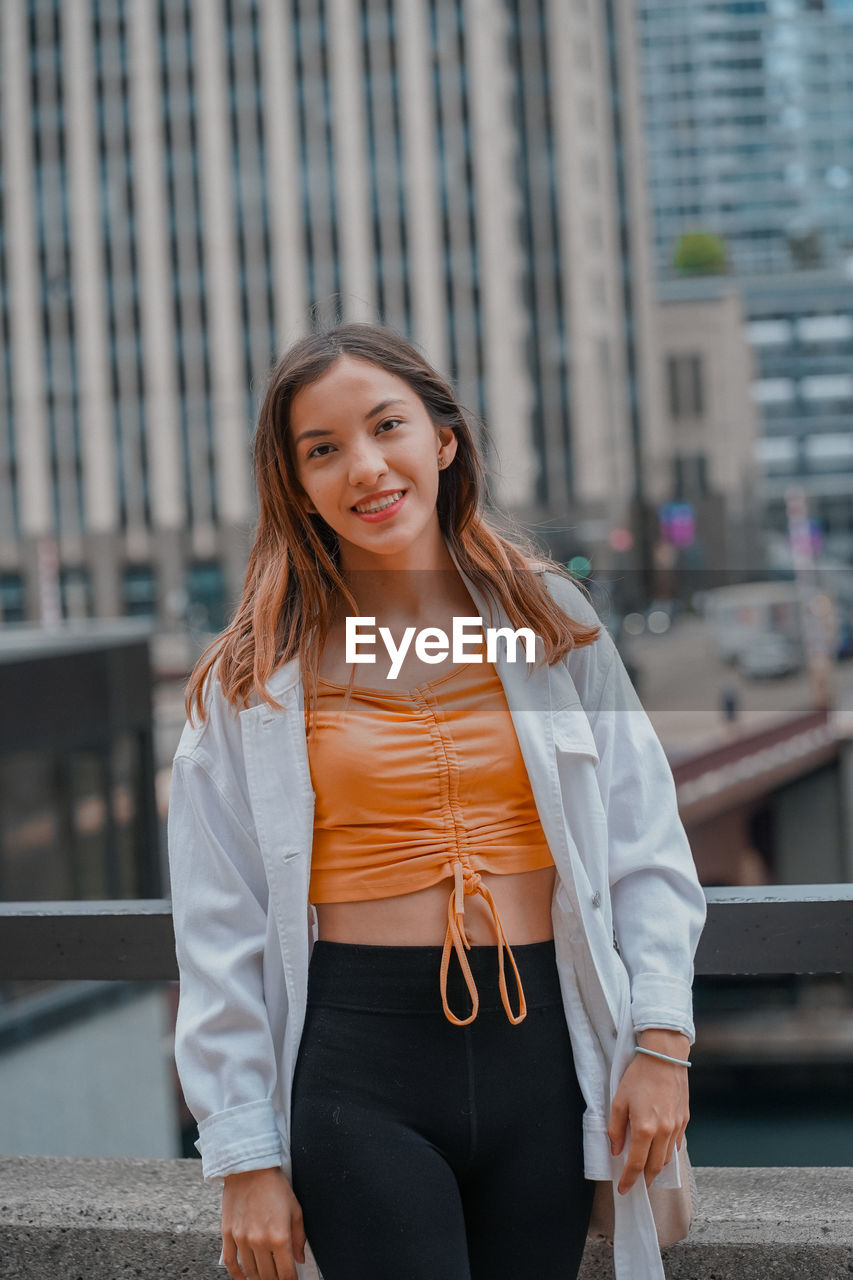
top-left (174, 665), bottom-right (248, 776)
top-left (535, 563), bottom-right (602, 629)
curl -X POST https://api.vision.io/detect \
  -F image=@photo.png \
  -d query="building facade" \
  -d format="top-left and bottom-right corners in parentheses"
top-left (0, 0), bottom-right (663, 627)
top-left (637, 0), bottom-right (853, 570)
top-left (656, 277), bottom-right (765, 580)
top-left (638, 0), bottom-right (853, 280)
top-left (745, 271), bottom-right (853, 555)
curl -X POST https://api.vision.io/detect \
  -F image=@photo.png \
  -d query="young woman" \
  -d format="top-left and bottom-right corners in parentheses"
top-left (168, 323), bottom-right (707, 1280)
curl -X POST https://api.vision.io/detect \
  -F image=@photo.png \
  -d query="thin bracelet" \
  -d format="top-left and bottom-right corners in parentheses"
top-left (634, 1046), bottom-right (692, 1068)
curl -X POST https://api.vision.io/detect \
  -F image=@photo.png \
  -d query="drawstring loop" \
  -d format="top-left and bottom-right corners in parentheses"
top-left (439, 862), bottom-right (528, 1026)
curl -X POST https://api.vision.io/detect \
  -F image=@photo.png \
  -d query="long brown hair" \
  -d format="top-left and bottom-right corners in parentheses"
top-left (185, 323), bottom-right (602, 725)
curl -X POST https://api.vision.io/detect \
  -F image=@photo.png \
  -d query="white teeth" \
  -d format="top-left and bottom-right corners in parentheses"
top-left (354, 491), bottom-right (404, 513)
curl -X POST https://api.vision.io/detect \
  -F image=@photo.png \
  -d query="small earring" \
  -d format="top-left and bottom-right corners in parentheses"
top-left (438, 457), bottom-right (447, 469)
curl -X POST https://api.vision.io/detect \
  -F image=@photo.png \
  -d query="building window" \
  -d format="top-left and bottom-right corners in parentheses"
top-left (796, 314), bottom-right (853, 344)
top-left (747, 319), bottom-right (792, 346)
top-left (752, 377), bottom-right (795, 404)
top-left (0, 573), bottom-right (26, 623)
top-left (123, 564), bottom-right (158, 618)
top-left (755, 436), bottom-right (798, 471)
top-left (673, 453), bottom-right (710, 498)
top-left (800, 374), bottom-right (853, 402)
top-left (666, 353), bottom-right (705, 420)
top-left (59, 568), bottom-right (93, 621)
top-left (186, 560), bottom-right (226, 632)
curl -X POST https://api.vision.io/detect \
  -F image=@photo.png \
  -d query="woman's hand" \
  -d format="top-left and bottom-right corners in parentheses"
top-left (607, 1029), bottom-right (690, 1197)
top-left (221, 1167), bottom-right (307, 1280)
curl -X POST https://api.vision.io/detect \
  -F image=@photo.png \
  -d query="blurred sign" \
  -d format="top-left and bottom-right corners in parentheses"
top-left (659, 501), bottom-right (696, 548)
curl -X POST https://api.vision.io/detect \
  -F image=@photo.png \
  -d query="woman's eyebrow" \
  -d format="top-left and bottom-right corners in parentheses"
top-left (294, 399), bottom-right (407, 444)
top-left (364, 398), bottom-right (406, 420)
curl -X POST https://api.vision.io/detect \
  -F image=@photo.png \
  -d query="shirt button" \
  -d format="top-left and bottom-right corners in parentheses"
top-left (591, 890), bottom-right (601, 908)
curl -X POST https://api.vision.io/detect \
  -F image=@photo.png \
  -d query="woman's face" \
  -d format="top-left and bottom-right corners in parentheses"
top-left (290, 355), bottom-right (457, 570)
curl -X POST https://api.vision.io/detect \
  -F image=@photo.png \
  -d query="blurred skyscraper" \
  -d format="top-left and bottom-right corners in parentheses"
top-left (639, 0), bottom-right (853, 279)
top-left (0, 0), bottom-right (667, 627)
top-left (638, 0), bottom-right (853, 561)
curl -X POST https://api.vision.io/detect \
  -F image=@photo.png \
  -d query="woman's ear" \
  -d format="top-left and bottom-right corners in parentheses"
top-left (437, 427), bottom-right (458, 465)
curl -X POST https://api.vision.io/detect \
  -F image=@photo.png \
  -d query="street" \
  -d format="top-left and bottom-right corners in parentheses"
top-left (622, 613), bottom-right (853, 758)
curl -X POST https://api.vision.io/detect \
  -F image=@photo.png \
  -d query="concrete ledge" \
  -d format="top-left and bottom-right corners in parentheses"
top-left (0, 1157), bottom-right (851, 1278)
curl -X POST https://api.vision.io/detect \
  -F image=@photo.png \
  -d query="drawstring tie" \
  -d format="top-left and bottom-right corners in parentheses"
top-left (439, 862), bottom-right (527, 1026)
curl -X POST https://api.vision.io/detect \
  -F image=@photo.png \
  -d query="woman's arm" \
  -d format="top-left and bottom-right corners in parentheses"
top-left (592, 643), bottom-right (707, 1040)
top-left (168, 749), bottom-right (286, 1179)
top-left (553, 575), bottom-right (707, 1190)
top-left (556, 579), bottom-right (707, 1039)
top-left (169, 740), bottom-right (309, 1276)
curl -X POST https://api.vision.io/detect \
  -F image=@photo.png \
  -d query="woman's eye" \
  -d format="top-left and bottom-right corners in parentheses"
top-left (306, 420), bottom-right (401, 460)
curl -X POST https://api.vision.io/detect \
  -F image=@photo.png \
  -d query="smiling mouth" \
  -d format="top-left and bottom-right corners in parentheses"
top-left (351, 490), bottom-right (407, 514)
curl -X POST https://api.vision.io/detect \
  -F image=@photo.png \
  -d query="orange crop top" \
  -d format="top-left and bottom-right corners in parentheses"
top-left (304, 660), bottom-right (555, 1026)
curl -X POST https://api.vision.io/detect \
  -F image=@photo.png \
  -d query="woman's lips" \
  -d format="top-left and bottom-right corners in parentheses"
top-left (351, 491), bottom-right (408, 522)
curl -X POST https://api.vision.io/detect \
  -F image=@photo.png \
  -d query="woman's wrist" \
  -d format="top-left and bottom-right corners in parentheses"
top-left (635, 1029), bottom-right (691, 1066)
top-left (224, 1165), bottom-right (283, 1186)
top-left (636, 1028), bottom-right (691, 1054)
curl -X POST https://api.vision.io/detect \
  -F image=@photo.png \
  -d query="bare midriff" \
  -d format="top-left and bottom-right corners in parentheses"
top-left (314, 864), bottom-right (556, 947)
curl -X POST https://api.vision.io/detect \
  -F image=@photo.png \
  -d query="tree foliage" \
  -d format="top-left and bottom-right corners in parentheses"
top-left (672, 231), bottom-right (729, 275)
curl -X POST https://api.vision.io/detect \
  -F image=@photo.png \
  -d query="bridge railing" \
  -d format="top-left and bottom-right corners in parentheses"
top-left (2, 883), bottom-right (852, 980)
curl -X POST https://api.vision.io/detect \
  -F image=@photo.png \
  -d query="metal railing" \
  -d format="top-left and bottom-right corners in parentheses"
top-left (1, 884), bottom-right (852, 980)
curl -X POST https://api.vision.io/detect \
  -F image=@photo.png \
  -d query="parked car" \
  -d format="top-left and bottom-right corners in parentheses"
top-left (735, 633), bottom-right (803, 680)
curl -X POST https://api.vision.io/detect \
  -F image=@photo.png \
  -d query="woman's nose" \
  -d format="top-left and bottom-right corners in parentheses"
top-left (348, 440), bottom-right (389, 484)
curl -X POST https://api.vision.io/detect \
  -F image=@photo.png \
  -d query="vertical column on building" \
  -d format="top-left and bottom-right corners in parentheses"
top-left (546, 0), bottom-right (632, 547)
top-left (129, 0), bottom-right (186, 623)
top-left (0, 277), bottom-right (15, 568)
top-left (260, 0), bottom-right (309, 348)
top-left (64, 0), bottom-right (121, 617)
top-left (394, 0), bottom-right (448, 374)
top-left (463, 0), bottom-right (535, 510)
top-left (192, 0), bottom-right (252, 607)
top-left (3, 0), bottom-right (53, 619)
top-left (609, 0), bottom-right (668, 509)
top-left (327, 0), bottom-right (376, 322)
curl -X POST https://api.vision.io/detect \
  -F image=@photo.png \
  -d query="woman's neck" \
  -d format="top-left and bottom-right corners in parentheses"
top-left (335, 533), bottom-right (466, 624)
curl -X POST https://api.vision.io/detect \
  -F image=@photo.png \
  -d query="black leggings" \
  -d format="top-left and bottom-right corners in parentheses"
top-left (290, 939), bottom-right (594, 1280)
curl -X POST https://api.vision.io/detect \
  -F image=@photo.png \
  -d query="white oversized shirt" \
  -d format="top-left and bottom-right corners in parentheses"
top-left (167, 551), bottom-right (707, 1280)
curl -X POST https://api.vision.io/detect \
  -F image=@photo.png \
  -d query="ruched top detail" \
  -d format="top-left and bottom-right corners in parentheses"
top-left (304, 660), bottom-right (555, 1025)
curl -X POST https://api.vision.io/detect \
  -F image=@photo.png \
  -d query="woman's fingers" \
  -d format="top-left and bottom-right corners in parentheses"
top-left (643, 1130), bottom-right (675, 1188)
top-left (617, 1121), bottom-right (653, 1195)
top-left (222, 1235), bottom-right (248, 1280)
top-left (291, 1203), bottom-right (307, 1265)
top-left (663, 1131), bottom-right (678, 1173)
top-left (230, 1239), bottom-right (297, 1280)
top-left (617, 1122), bottom-right (682, 1194)
top-left (607, 1093), bottom-right (629, 1156)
